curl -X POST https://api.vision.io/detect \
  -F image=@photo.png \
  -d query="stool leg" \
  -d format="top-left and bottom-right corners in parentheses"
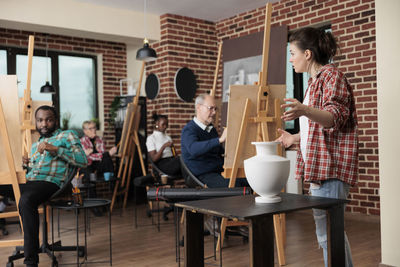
top-left (109, 205), bottom-right (112, 266)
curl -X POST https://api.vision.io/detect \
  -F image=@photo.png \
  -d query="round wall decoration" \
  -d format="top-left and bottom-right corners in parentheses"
top-left (145, 73), bottom-right (160, 100)
top-left (174, 67), bottom-right (197, 102)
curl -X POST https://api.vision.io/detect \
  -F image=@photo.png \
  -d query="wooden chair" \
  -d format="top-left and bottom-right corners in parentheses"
top-left (7, 167), bottom-right (80, 267)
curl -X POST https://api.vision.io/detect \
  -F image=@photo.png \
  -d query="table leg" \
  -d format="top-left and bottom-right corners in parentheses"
top-left (327, 204), bottom-right (345, 267)
top-left (249, 214), bottom-right (274, 267)
top-left (184, 209), bottom-right (204, 267)
top-left (76, 208), bottom-right (79, 267)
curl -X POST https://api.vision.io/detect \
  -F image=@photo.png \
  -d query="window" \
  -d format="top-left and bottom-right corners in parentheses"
top-left (1, 46), bottom-right (97, 130)
top-left (16, 54), bottom-right (52, 101)
top-left (0, 50), bottom-right (6, 75)
top-left (59, 55), bottom-right (96, 129)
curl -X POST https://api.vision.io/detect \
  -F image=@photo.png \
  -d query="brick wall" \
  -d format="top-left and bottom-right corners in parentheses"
top-left (0, 28), bottom-right (127, 148)
top-left (145, 14), bottom-right (218, 149)
top-left (215, 0), bottom-right (378, 215)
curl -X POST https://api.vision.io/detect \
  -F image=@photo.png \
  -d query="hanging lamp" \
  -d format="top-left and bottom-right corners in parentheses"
top-left (136, 0), bottom-right (157, 62)
top-left (40, 35), bottom-right (56, 94)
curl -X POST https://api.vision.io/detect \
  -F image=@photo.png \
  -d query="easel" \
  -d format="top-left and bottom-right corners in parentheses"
top-left (209, 42), bottom-right (223, 130)
top-left (0, 76), bottom-right (25, 248)
top-left (218, 4), bottom-right (287, 265)
top-left (110, 61), bottom-right (147, 212)
top-left (21, 36), bottom-right (36, 158)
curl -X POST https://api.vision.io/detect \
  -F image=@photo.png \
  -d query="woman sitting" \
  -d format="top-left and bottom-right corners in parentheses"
top-left (146, 114), bottom-right (181, 176)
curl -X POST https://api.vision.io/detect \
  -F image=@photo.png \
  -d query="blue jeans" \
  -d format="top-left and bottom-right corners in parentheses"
top-left (310, 179), bottom-right (353, 267)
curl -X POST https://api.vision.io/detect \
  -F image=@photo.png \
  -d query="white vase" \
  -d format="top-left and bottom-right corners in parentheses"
top-left (244, 141), bottom-right (290, 203)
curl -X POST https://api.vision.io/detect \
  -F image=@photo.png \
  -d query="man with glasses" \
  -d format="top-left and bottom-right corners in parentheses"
top-left (181, 94), bottom-right (240, 188)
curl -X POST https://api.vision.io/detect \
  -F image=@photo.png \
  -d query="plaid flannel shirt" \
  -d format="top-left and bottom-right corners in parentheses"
top-left (27, 129), bottom-right (88, 187)
top-left (80, 135), bottom-right (105, 165)
top-left (296, 64), bottom-right (358, 186)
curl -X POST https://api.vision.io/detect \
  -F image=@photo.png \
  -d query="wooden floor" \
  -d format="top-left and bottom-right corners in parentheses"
top-left (0, 202), bottom-right (381, 267)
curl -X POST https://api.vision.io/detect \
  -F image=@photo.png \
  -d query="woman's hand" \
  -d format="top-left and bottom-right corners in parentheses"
top-left (84, 148), bottom-right (93, 156)
top-left (281, 98), bottom-right (308, 121)
top-left (276, 128), bottom-right (299, 148)
top-left (109, 146), bottom-right (118, 157)
top-left (163, 141), bottom-right (173, 148)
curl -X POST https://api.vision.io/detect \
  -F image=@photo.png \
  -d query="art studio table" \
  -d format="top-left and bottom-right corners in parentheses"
top-left (175, 193), bottom-right (349, 267)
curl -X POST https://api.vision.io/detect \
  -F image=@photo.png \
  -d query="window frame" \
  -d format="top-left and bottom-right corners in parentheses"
top-left (1, 45), bottom-right (98, 124)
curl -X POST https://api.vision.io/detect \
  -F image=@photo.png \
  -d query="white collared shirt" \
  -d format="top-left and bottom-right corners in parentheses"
top-left (193, 117), bottom-right (213, 133)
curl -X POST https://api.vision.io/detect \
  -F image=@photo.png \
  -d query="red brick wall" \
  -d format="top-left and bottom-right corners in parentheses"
top-left (146, 14), bottom-right (218, 149)
top-left (215, 0), bottom-right (377, 215)
top-left (0, 28), bottom-right (127, 148)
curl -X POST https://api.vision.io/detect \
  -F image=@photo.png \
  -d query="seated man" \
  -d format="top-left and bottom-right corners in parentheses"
top-left (0, 105), bottom-right (87, 267)
top-left (181, 94), bottom-right (247, 188)
top-left (80, 120), bottom-right (117, 180)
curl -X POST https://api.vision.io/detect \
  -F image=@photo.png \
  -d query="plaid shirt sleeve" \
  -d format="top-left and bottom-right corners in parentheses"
top-left (27, 129), bottom-right (88, 187)
top-left (80, 135), bottom-right (104, 164)
top-left (296, 64), bottom-right (358, 186)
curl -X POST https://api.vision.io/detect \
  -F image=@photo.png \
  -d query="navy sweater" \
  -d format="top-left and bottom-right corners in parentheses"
top-left (181, 120), bottom-right (224, 176)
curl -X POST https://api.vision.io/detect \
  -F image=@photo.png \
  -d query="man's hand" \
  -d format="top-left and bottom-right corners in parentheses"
top-left (22, 156), bottom-right (29, 166)
top-left (219, 127), bottom-right (227, 143)
top-left (37, 142), bottom-right (59, 155)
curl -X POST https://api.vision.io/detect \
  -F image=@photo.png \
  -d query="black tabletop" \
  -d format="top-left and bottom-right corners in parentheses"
top-left (175, 193), bottom-right (349, 221)
top-left (50, 198), bottom-right (111, 210)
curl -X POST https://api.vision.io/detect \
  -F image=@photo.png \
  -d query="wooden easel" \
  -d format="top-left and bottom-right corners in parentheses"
top-left (21, 36), bottom-right (35, 158)
top-left (0, 76), bottom-right (26, 248)
top-left (0, 35), bottom-right (50, 247)
top-left (110, 61), bottom-right (147, 212)
top-left (209, 42), bottom-right (223, 130)
top-left (218, 4), bottom-right (287, 265)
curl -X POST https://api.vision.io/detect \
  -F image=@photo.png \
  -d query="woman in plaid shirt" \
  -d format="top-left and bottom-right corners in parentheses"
top-left (277, 27), bottom-right (358, 267)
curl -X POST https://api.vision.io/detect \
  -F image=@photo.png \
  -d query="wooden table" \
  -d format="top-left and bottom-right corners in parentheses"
top-left (175, 193), bottom-right (349, 267)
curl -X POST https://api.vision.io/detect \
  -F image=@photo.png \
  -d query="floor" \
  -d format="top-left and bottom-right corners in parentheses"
top-left (0, 202), bottom-right (381, 267)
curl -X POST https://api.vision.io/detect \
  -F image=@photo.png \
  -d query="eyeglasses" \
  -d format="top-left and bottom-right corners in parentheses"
top-left (200, 104), bottom-right (218, 112)
top-left (85, 126), bottom-right (97, 131)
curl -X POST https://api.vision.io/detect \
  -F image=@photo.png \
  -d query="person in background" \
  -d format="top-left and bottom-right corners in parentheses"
top-left (0, 105), bottom-right (87, 267)
top-left (276, 27), bottom-right (358, 267)
top-left (181, 94), bottom-right (248, 188)
top-left (80, 120), bottom-right (117, 179)
top-left (146, 113), bottom-right (181, 176)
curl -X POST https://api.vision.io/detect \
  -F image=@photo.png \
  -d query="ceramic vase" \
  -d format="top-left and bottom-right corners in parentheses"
top-left (244, 141), bottom-right (290, 203)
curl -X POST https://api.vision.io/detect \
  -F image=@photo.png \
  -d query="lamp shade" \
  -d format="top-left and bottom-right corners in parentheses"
top-left (136, 41), bottom-right (157, 62)
top-left (40, 81), bottom-right (56, 94)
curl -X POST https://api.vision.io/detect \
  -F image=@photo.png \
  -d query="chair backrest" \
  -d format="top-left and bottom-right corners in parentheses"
top-left (148, 155), bottom-right (180, 180)
top-left (49, 166), bottom-right (78, 200)
top-left (179, 156), bottom-right (206, 188)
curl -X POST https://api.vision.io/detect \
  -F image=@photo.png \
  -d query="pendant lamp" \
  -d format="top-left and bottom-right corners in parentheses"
top-left (136, 0), bottom-right (157, 62)
top-left (40, 35), bottom-right (56, 94)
